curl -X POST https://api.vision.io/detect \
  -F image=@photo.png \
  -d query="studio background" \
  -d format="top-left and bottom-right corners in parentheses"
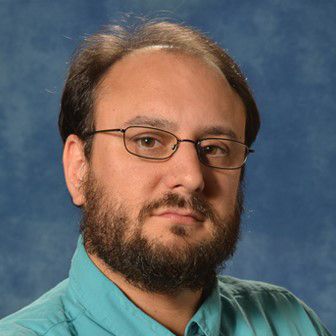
top-left (0, 0), bottom-right (335, 334)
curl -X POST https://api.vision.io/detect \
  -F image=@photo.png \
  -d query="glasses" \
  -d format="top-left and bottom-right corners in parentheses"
top-left (85, 126), bottom-right (254, 170)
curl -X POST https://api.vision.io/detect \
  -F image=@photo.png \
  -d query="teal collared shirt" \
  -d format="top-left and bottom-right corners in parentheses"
top-left (0, 237), bottom-right (331, 336)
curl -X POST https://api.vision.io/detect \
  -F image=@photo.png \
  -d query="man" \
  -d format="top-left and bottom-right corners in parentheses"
top-left (0, 20), bottom-right (331, 336)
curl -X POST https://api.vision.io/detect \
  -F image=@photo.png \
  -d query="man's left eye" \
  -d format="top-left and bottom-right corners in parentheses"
top-left (202, 145), bottom-right (229, 156)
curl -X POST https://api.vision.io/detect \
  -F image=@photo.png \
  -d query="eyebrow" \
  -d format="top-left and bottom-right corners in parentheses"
top-left (122, 115), bottom-right (239, 140)
top-left (122, 116), bottom-right (178, 131)
top-left (199, 126), bottom-right (238, 140)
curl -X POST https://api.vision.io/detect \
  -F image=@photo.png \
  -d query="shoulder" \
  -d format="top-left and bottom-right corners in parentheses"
top-left (217, 275), bottom-right (331, 335)
top-left (217, 274), bottom-right (293, 297)
top-left (217, 275), bottom-right (304, 314)
top-left (217, 275), bottom-right (312, 312)
top-left (0, 279), bottom-right (80, 336)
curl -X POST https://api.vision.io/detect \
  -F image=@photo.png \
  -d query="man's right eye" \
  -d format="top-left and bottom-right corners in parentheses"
top-left (134, 136), bottom-right (161, 149)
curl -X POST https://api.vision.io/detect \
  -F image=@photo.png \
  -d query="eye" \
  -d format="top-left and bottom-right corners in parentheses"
top-left (134, 135), bottom-right (162, 149)
top-left (201, 144), bottom-right (230, 157)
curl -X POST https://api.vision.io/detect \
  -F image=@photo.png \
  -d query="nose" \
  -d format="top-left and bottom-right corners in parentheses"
top-left (163, 139), bottom-right (205, 194)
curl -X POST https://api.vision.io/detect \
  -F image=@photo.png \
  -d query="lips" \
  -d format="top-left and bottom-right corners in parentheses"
top-left (152, 208), bottom-right (205, 223)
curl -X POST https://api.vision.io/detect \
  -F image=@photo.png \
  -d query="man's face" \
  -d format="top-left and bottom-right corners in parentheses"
top-left (80, 49), bottom-right (246, 293)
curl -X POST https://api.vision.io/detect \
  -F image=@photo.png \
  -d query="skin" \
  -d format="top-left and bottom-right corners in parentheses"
top-left (63, 49), bottom-right (246, 336)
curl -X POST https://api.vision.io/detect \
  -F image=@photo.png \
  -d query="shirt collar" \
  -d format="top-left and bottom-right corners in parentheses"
top-left (186, 281), bottom-right (222, 336)
top-left (68, 236), bottom-right (222, 336)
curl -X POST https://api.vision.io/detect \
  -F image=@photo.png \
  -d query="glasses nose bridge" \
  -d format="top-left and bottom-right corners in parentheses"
top-left (177, 138), bottom-right (197, 145)
top-left (173, 138), bottom-right (200, 155)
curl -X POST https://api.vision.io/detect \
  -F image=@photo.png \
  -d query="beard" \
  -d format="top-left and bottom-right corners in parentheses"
top-left (80, 169), bottom-right (243, 295)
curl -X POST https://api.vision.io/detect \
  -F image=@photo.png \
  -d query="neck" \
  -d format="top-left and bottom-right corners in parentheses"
top-left (89, 253), bottom-right (204, 336)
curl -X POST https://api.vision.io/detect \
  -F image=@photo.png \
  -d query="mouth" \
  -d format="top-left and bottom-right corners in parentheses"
top-left (152, 208), bottom-right (205, 225)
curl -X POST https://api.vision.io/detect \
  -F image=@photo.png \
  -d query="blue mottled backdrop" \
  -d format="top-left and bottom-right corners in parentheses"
top-left (0, 0), bottom-right (335, 334)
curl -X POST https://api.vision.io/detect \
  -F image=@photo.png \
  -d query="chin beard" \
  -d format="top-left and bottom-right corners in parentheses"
top-left (80, 170), bottom-right (243, 294)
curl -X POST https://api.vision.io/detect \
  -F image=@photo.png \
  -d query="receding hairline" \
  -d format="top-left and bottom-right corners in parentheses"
top-left (93, 44), bottom-right (230, 103)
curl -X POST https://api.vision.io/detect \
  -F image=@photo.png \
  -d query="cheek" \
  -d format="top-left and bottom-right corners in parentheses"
top-left (91, 140), bottom-right (162, 201)
top-left (205, 171), bottom-right (241, 215)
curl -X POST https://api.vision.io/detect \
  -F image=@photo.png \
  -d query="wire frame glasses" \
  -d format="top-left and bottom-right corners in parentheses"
top-left (85, 126), bottom-right (254, 170)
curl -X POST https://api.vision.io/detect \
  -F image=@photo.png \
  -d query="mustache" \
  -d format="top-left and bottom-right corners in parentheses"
top-left (138, 192), bottom-right (217, 223)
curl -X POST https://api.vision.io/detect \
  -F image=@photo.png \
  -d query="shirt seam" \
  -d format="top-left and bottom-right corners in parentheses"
top-left (225, 286), bottom-right (294, 297)
top-left (38, 310), bottom-right (84, 336)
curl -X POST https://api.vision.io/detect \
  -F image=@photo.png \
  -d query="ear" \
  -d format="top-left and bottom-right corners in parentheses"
top-left (63, 134), bottom-right (88, 206)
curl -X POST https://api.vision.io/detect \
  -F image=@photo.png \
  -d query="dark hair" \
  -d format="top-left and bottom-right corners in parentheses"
top-left (59, 20), bottom-right (260, 158)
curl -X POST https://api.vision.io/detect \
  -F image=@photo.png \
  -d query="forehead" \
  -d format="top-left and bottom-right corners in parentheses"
top-left (94, 48), bottom-right (246, 140)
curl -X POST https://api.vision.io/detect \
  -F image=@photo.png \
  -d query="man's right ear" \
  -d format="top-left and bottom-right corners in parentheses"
top-left (62, 134), bottom-right (88, 207)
